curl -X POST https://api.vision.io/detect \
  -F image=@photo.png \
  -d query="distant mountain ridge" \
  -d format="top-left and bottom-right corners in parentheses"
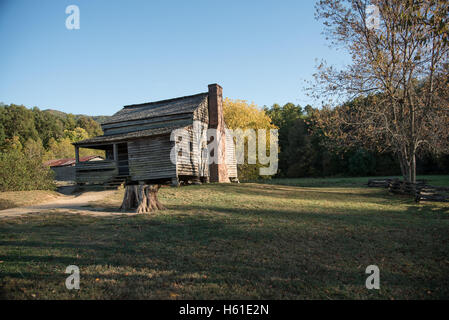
top-left (43, 109), bottom-right (111, 124)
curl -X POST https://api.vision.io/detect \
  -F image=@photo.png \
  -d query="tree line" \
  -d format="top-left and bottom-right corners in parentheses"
top-left (223, 98), bottom-right (448, 181)
top-left (0, 103), bottom-right (104, 191)
top-left (0, 103), bottom-right (103, 156)
top-left (1, 97), bottom-right (447, 191)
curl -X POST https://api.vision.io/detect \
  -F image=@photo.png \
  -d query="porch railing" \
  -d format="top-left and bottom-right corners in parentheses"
top-left (75, 160), bottom-right (119, 183)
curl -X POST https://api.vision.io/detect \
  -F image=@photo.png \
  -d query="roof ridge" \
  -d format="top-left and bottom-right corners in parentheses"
top-left (123, 92), bottom-right (208, 109)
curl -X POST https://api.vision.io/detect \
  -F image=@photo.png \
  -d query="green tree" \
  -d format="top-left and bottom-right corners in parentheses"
top-left (312, 0), bottom-right (449, 182)
top-left (76, 116), bottom-right (103, 137)
top-left (44, 137), bottom-right (75, 160)
top-left (33, 107), bottom-right (64, 148)
top-left (284, 118), bottom-right (317, 177)
top-left (23, 138), bottom-right (45, 159)
top-left (0, 104), bottom-right (39, 146)
top-left (264, 103), bottom-right (304, 177)
top-left (63, 127), bottom-right (89, 142)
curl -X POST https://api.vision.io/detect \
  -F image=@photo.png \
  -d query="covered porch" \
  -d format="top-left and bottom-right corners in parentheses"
top-left (74, 142), bottom-right (129, 185)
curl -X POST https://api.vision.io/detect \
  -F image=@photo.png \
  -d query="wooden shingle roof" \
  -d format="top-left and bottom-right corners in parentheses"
top-left (74, 92), bottom-right (209, 147)
top-left (103, 92), bottom-right (208, 125)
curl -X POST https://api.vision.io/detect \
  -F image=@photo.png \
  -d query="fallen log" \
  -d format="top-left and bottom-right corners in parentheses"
top-left (417, 195), bottom-right (449, 202)
top-left (367, 178), bottom-right (449, 203)
top-left (120, 184), bottom-right (166, 213)
top-left (388, 180), bottom-right (418, 196)
top-left (415, 186), bottom-right (449, 203)
top-left (367, 178), bottom-right (398, 188)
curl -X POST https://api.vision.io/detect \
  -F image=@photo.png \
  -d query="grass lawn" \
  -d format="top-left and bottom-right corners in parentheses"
top-left (0, 176), bottom-right (448, 299)
top-left (262, 175), bottom-right (449, 188)
top-left (0, 190), bottom-right (62, 210)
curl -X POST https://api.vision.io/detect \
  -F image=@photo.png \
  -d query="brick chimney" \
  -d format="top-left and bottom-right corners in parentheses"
top-left (208, 83), bottom-right (229, 183)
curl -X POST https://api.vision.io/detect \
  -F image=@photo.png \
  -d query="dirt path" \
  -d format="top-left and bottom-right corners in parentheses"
top-left (0, 190), bottom-right (133, 218)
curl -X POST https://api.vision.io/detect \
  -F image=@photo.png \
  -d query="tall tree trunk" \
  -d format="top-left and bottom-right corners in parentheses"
top-left (402, 144), bottom-right (417, 184)
top-left (398, 145), bottom-right (418, 183)
top-left (398, 152), bottom-right (412, 182)
top-left (398, 153), bottom-right (406, 178)
top-left (410, 152), bottom-right (416, 184)
top-left (120, 184), bottom-right (166, 213)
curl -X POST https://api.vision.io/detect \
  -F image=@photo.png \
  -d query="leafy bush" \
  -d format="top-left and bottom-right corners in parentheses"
top-left (0, 146), bottom-right (55, 192)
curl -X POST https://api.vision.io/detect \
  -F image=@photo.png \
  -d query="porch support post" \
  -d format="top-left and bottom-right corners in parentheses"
top-left (171, 177), bottom-right (179, 187)
top-left (75, 146), bottom-right (80, 163)
top-left (113, 143), bottom-right (118, 164)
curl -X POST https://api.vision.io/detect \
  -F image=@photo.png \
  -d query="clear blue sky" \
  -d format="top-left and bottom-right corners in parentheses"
top-left (0, 0), bottom-right (349, 116)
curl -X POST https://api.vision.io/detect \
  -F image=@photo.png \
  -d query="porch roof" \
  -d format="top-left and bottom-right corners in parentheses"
top-left (73, 125), bottom-right (182, 147)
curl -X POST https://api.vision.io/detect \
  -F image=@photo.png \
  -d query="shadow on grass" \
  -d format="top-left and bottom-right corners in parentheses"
top-left (256, 175), bottom-right (449, 189)
top-left (406, 204), bottom-right (449, 215)
top-left (0, 199), bottom-right (16, 211)
top-left (251, 178), bottom-right (372, 188)
top-left (232, 183), bottom-right (398, 202)
top-left (0, 263), bottom-right (442, 299)
top-left (1, 199), bottom-right (449, 299)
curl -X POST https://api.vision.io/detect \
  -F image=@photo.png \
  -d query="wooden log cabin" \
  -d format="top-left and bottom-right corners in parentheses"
top-left (73, 84), bottom-right (238, 187)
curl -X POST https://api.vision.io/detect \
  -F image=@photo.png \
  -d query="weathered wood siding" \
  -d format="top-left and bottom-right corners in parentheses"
top-left (225, 132), bottom-right (238, 178)
top-left (75, 92), bottom-right (238, 183)
top-left (175, 122), bottom-right (210, 178)
top-left (198, 124), bottom-right (209, 178)
top-left (128, 135), bottom-right (176, 181)
top-left (116, 143), bottom-right (129, 176)
top-left (193, 97), bottom-right (209, 123)
top-left (52, 166), bottom-right (76, 181)
top-left (175, 126), bottom-right (198, 176)
top-left (192, 100), bottom-right (209, 178)
top-left (75, 160), bottom-right (118, 183)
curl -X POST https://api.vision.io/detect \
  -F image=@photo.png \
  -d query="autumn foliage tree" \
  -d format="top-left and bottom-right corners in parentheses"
top-left (311, 0), bottom-right (449, 182)
top-left (223, 98), bottom-right (278, 180)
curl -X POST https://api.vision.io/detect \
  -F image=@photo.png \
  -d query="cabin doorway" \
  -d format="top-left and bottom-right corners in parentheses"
top-left (117, 143), bottom-right (129, 176)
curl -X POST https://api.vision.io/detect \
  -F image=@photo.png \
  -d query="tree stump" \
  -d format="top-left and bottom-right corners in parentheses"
top-left (120, 184), bottom-right (166, 213)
